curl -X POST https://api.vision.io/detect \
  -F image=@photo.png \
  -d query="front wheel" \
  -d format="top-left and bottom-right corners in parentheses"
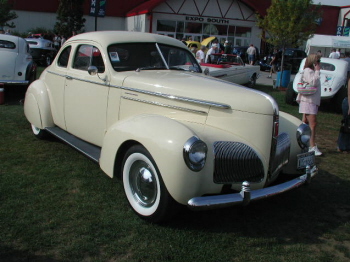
top-left (122, 145), bottom-right (178, 223)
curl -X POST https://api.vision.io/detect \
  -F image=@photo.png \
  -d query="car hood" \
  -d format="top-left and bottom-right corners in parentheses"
top-left (119, 70), bottom-right (276, 115)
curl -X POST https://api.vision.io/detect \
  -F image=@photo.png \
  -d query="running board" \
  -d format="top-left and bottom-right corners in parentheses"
top-left (45, 127), bottom-right (101, 163)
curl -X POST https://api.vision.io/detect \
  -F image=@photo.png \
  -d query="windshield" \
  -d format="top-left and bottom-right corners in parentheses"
top-left (107, 43), bottom-right (201, 73)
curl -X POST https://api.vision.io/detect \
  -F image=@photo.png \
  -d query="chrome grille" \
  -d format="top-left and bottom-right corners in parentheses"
top-left (213, 142), bottom-right (264, 184)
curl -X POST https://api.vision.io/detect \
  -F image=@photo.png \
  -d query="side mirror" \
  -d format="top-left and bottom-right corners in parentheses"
top-left (88, 66), bottom-right (98, 76)
top-left (204, 68), bottom-right (210, 75)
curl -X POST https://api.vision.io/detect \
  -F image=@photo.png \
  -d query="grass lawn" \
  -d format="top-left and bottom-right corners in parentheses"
top-left (1, 73), bottom-right (350, 262)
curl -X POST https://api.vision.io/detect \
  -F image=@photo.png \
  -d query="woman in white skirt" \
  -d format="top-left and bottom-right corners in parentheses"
top-left (296, 53), bottom-right (322, 156)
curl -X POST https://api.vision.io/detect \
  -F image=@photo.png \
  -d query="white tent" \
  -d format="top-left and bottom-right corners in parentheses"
top-left (305, 34), bottom-right (350, 57)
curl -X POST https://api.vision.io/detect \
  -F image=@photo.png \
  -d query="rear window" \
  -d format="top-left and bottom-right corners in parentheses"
top-left (0, 40), bottom-right (16, 49)
top-left (320, 62), bottom-right (335, 71)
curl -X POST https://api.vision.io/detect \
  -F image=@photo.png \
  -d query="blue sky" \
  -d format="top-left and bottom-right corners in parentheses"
top-left (314, 0), bottom-right (350, 6)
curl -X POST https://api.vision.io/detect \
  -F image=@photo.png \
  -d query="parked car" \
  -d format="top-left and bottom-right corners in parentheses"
top-left (282, 48), bottom-right (307, 73)
top-left (201, 53), bottom-right (260, 88)
top-left (24, 31), bottom-right (317, 222)
top-left (0, 34), bottom-right (37, 86)
top-left (285, 57), bottom-right (348, 112)
top-left (259, 48), bottom-right (306, 73)
top-left (25, 38), bottom-right (57, 66)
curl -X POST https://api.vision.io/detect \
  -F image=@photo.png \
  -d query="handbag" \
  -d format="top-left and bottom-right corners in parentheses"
top-left (296, 80), bottom-right (317, 95)
top-left (340, 115), bottom-right (350, 134)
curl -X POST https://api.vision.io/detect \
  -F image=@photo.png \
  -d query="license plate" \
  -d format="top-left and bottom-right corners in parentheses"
top-left (297, 151), bottom-right (315, 169)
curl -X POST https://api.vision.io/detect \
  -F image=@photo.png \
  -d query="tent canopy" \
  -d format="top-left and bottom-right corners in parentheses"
top-left (305, 34), bottom-right (350, 56)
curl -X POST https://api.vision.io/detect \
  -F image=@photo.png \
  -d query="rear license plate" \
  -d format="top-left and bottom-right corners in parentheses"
top-left (297, 151), bottom-right (315, 169)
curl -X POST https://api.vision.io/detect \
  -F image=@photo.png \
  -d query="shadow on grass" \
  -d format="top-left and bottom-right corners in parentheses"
top-left (0, 244), bottom-right (64, 262)
top-left (165, 168), bottom-right (350, 245)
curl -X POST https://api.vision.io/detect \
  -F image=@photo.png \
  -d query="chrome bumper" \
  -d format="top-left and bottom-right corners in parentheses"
top-left (188, 165), bottom-right (317, 211)
top-left (0, 80), bottom-right (29, 85)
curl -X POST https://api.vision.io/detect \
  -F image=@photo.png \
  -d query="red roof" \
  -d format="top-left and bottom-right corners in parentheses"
top-left (127, 0), bottom-right (166, 17)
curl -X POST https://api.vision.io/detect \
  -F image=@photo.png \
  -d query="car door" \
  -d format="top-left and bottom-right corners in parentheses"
top-left (0, 38), bottom-right (17, 81)
top-left (64, 44), bottom-right (110, 146)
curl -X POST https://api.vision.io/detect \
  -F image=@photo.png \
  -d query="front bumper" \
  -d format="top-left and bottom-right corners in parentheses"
top-left (188, 165), bottom-right (317, 211)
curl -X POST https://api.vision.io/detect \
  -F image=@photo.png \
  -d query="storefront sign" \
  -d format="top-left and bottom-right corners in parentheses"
top-left (186, 16), bottom-right (229, 24)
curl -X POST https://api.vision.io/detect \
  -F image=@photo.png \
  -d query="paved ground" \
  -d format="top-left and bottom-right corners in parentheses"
top-left (256, 69), bottom-right (295, 87)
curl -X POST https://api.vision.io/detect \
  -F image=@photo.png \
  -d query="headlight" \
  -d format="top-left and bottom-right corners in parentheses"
top-left (183, 136), bottom-right (207, 172)
top-left (296, 123), bottom-right (311, 149)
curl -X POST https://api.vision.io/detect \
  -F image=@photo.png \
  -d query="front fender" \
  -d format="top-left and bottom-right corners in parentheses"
top-left (24, 80), bottom-right (53, 129)
top-left (279, 111), bottom-right (303, 174)
top-left (99, 114), bottom-right (205, 205)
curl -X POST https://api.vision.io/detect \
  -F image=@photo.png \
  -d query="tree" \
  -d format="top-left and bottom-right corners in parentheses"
top-left (54, 0), bottom-right (86, 38)
top-left (0, 0), bottom-right (18, 30)
top-left (257, 0), bottom-right (322, 75)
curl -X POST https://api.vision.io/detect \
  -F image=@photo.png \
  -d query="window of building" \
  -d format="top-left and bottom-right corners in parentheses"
top-left (157, 20), bottom-right (176, 32)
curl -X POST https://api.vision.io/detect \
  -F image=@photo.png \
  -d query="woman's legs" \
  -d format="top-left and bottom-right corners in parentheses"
top-left (305, 113), bottom-right (317, 148)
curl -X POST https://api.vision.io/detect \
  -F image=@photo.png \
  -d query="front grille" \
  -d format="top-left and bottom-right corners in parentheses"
top-left (213, 141), bottom-right (264, 184)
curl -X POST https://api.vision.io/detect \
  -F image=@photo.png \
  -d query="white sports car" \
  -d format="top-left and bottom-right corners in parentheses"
top-left (286, 57), bottom-right (348, 112)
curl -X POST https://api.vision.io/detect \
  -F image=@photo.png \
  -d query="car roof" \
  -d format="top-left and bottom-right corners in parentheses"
top-left (65, 31), bottom-right (187, 49)
top-left (0, 34), bottom-right (25, 42)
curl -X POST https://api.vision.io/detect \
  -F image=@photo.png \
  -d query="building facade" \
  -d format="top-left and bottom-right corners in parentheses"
top-left (7, 0), bottom-right (350, 53)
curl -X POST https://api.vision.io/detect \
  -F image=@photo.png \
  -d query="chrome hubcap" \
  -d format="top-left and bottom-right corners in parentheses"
top-left (129, 160), bottom-right (157, 207)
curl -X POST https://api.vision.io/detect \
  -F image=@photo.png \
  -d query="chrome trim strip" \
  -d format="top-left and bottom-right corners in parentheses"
top-left (47, 70), bottom-right (231, 109)
top-left (119, 85), bottom-right (231, 109)
top-left (122, 96), bottom-right (208, 115)
top-left (188, 166), bottom-right (318, 211)
top-left (48, 70), bottom-right (107, 86)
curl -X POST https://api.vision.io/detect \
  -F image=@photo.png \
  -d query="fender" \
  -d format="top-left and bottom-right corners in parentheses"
top-left (99, 114), bottom-right (206, 205)
top-left (279, 111), bottom-right (303, 174)
top-left (24, 80), bottom-right (54, 129)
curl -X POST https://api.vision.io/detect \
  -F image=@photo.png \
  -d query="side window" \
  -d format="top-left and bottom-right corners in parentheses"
top-left (57, 46), bottom-right (72, 68)
top-left (73, 45), bottom-right (105, 73)
top-left (0, 40), bottom-right (16, 49)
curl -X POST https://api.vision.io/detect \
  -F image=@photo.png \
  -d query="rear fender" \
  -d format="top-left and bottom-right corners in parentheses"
top-left (24, 80), bottom-right (53, 129)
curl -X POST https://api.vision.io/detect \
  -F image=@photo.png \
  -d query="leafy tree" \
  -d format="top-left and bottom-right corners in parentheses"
top-left (54, 0), bottom-right (86, 38)
top-left (0, 0), bottom-right (18, 30)
top-left (257, 0), bottom-right (322, 72)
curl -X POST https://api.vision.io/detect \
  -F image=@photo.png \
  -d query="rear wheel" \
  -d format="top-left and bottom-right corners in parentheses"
top-left (122, 145), bottom-right (178, 223)
top-left (45, 56), bottom-right (52, 66)
top-left (31, 124), bottom-right (47, 139)
top-left (332, 86), bottom-right (347, 113)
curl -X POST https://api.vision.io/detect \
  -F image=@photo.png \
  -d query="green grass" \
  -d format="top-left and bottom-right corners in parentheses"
top-left (1, 80), bottom-right (350, 262)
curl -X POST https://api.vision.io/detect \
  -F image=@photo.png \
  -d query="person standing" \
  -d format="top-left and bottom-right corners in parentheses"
top-left (205, 44), bottom-right (218, 63)
top-left (224, 41), bottom-right (232, 54)
top-left (337, 78), bottom-right (350, 152)
top-left (267, 48), bottom-right (279, 78)
top-left (246, 44), bottom-right (256, 65)
top-left (296, 54), bottom-right (322, 156)
top-left (329, 49), bottom-right (338, 59)
top-left (196, 45), bottom-right (206, 64)
top-left (336, 49), bottom-right (341, 59)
